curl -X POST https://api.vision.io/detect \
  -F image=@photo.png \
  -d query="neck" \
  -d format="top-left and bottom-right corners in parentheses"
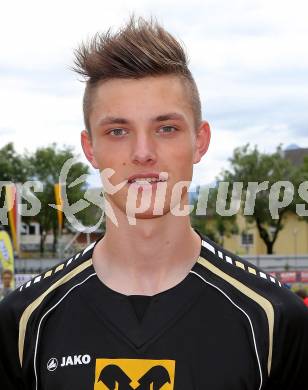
top-left (92, 206), bottom-right (201, 295)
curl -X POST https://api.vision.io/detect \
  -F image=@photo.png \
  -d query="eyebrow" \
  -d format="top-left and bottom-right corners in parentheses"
top-left (97, 116), bottom-right (129, 126)
top-left (97, 112), bottom-right (185, 127)
top-left (153, 113), bottom-right (185, 122)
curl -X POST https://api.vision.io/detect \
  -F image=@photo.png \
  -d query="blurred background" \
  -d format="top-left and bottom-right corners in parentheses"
top-left (1, 0), bottom-right (308, 297)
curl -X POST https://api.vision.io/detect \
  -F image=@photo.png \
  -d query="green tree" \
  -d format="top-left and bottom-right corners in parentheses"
top-left (0, 143), bottom-right (31, 183)
top-left (29, 144), bottom-right (94, 254)
top-left (0, 143), bottom-right (31, 229)
top-left (0, 142), bottom-right (104, 255)
top-left (221, 144), bottom-right (298, 254)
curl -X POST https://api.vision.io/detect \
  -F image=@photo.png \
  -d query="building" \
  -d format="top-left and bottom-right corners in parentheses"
top-left (194, 145), bottom-right (308, 256)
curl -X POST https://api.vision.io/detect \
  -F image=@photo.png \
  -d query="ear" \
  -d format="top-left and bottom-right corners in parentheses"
top-left (193, 121), bottom-right (211, 164)
top-left (80, 130), bottom-right (99, 169)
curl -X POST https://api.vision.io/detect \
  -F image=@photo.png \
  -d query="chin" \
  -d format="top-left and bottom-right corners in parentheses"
top-left (134, 209), bottom-right (170, 219)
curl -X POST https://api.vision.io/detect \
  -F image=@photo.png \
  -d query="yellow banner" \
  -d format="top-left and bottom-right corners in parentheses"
top-left (54, 183), bottom-right (63, 232)
top-left (5, 184), bottom-right (18, 252)
top-left (0, 230), bottom-right (15, 288)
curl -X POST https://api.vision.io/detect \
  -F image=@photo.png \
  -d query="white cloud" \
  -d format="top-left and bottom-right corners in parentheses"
top-left (0, 0), bottom-right (307, 186)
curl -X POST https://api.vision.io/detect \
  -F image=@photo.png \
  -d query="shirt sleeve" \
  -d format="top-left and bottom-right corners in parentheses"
top-left (268, 292), bottom-right (308, 389)
top-left (0, 295), bottom-right (25, 389)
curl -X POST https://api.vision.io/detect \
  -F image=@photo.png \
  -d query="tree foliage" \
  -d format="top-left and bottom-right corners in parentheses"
top-left (220, 144), bottom-right (299, 254)
top-left (28, 143), bottom-right (93, 254)
top-left (0, 142), bottom-right (103, 255)
top-left (0, 143), bottom-right (31, 183)
top-left (0, 143), bottom-right (32, 230)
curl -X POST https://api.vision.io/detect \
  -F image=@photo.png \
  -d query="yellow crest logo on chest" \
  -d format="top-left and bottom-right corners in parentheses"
top-left (94, 358), bottom-right (175, 390)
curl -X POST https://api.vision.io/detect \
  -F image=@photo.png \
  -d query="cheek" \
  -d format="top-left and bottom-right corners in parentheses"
top-left (93, 138), bottom-right (129, 166)
top-left (168, 143), bottom-right (195, 165)
top-left (166, 150), bottom-right (194, 182)
top-left (92, 143), bottom-right (115, 167)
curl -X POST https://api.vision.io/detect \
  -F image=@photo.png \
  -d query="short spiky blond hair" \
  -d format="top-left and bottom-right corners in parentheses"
top-left (73, 16), bottom-right (202, 133)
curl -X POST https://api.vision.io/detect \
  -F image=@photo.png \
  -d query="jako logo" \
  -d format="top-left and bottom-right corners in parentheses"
top-left (47, 358), bottom-right (58, 372)
top-left (61, 354), bottom-right (91, 367)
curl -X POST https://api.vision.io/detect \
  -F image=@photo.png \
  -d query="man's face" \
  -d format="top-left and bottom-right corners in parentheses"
top-left (81, 75), bottom-right (210, 219)
top-left (2, 273), bottom-right (12, 288)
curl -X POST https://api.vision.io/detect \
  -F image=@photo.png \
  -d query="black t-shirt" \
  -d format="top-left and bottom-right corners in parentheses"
top-left (127, 295), bottom-right (152, 322)
top-left (1, 234), bottom-right (308, 389)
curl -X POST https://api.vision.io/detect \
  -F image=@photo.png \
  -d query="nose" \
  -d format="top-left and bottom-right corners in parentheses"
top-left (131, 132), bottom-right (157, 165)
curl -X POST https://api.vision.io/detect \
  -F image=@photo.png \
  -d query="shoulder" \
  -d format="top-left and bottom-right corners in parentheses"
top-left (1, 240), bottom-right (98, 317)
top-left (0, 239), bottom-right (98, 338)
top-left (0, 239), bottom-right (100, 370)
top-left (195, 232), bottom-right (308, 319)
top-left (195, 233), bottom-right (290, 304)
top-left (195, 233), bottom-right (308, 386)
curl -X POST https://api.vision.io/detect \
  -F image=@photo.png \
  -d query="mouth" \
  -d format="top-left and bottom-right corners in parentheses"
top-left (128, 177), bottom-right (166, 185)
top-left (127, 172), bottom-right (168, 186)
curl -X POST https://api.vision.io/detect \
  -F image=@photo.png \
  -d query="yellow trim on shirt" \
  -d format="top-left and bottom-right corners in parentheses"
top-left (18, 259), bottom-right (93, 366)
top-left (198, 256), bottom-right (274, 375)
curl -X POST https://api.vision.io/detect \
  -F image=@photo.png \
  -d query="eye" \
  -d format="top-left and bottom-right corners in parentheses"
top-left (108, 128), bottom-right (128, 137)
top-left (158, 125), bottom-right (177, 134)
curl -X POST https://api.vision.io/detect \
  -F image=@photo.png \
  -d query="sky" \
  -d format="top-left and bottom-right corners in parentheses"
top-left (1, 0), bottom-right (307, 187)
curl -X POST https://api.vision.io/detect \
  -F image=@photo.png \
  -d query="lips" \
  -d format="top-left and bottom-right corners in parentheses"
top-left (127, 172), bottom-right (168, 184)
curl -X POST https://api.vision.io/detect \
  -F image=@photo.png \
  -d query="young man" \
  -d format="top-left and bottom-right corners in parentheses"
top-left (0, 269), bottom-right (13, 301)
top-left (0, 17), bottom-right (308, 390)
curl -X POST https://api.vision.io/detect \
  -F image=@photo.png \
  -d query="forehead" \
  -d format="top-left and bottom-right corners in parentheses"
top-left (90, 75), bottom-right (195, 127)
